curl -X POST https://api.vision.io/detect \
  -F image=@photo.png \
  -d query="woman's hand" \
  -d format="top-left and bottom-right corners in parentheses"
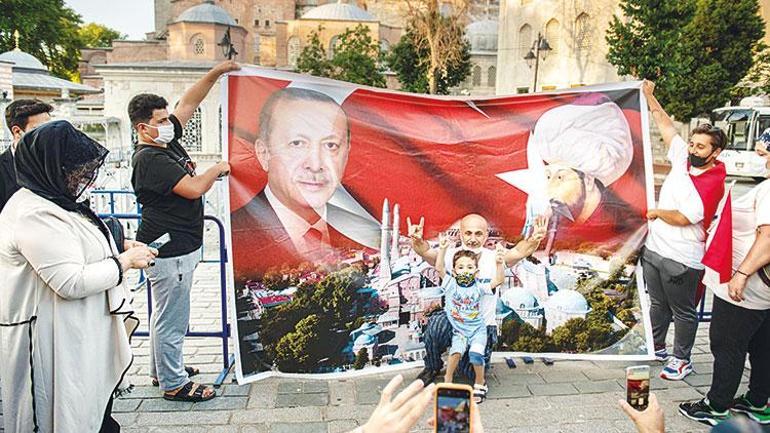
top-left (118, 245), bottom-right (158, 271)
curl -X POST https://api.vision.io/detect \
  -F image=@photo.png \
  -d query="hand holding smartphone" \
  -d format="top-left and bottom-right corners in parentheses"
top-left (435, 383), bottom-right (473, 433)
top-left (626, 365), bottom-right (651, 411)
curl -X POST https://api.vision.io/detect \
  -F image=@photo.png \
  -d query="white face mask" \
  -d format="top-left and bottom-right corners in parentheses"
top-left (143, 123), bottom-right (175, 145)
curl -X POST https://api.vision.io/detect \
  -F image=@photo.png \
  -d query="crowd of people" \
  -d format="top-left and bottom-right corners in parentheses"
top-left (0, 57), bottom-right (767, 433)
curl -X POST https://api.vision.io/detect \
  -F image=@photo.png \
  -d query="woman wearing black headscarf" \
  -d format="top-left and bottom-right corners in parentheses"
top-left (0, 120), bottom-right (157, 433)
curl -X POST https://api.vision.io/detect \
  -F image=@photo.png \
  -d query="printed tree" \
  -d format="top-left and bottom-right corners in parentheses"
top-left (353, 347), bottom-right (369, 370)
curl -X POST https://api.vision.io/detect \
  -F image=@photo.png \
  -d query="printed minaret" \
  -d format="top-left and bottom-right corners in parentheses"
top-left (390, 203), bottom-right (400, 260)
top-left (379, 199), bottom-right (391, 280)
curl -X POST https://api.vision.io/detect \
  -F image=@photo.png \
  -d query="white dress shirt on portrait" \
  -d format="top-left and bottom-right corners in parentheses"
top-left (264, 185), bottom-right (331, 255)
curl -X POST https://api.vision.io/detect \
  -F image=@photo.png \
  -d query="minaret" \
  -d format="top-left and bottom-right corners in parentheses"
top-left (390, 203), bottom-right (400, 260)
top-left (379, 199), bottom-right (391, 280)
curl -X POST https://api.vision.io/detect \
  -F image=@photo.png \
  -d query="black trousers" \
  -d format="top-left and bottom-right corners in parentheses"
top-left (707, 295), bottom-right (770, 411)
top-left (99, 397), bottom-right (120, 433)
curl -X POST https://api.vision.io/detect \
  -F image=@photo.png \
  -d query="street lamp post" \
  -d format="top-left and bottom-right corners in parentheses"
top-left (523, 32), bottom-right (552, 92)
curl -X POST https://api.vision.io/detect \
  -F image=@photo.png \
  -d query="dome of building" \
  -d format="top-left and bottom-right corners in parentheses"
top-left (176, 0), bottom-right (237, 26)
top-left (354, 334), bottom-right (376, 347)
top-left (546, 289), bottom-right (590, 314)
top-left (547, 267), bottom-right (579, 291)
top-left (502, 288), bottom-right (540, 310)
top-left (465, 19), bottom-right (498, 51)
top-left (0, 49), bottom-right (47, 71)
top-left (302, 0), bottom-right (375, 21)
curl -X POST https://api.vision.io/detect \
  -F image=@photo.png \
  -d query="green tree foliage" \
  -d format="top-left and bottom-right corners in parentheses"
top-left (0, 0), bottom-right (83, 80)
top-left (353, 347), bottom-right (369, 370)
top-left (297, 24), bottom-right (385, 87)
top-left (77, 22), bottom-right (125, 48)
top-left (274, 314), bottom-right (322, 371)
top-left (606, 0), bottom-right (764, 119)
top-left (386, 26), bottom-right (471, 95)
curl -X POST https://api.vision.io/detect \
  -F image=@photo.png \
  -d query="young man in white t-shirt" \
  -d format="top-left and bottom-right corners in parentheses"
top-left (679, 146), bottom-right (770, 426)
top-left (642, 81), bottom-right (727, 381)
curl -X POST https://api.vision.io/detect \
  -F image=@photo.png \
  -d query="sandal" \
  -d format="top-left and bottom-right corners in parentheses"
top-left (152, 366), bottom-right (200, 387)
top-left (163, 381), bottom-right (216, 402)
top-left (473, 383), bottom-right (488, 404)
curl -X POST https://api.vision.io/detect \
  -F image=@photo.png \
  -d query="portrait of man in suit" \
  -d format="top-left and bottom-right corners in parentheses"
top-left (231, 86), bottom-right (378, 281)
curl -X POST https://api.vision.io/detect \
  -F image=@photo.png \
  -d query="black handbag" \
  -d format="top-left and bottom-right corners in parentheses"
top-left (101, 216), bottom-right (125, 254)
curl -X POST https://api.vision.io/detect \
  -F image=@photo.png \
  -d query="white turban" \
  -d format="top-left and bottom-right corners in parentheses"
top-left (530, 101), bottom-right (633, 187)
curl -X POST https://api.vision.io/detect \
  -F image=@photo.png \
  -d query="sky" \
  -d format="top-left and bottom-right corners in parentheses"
top-left (65, 0), bottom-right (155, 40)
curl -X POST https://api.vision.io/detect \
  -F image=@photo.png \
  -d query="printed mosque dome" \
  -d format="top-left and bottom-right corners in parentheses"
top-left (354, 333), bottom-right (376, 347)
top-left (502, 288), bottom-right (540, 310)
top-left (548, 267), bottom-right (579, 291)
top-left (0, 49), bottom-right (47, 71)
top-left (465, 19), bottom-right (498, 51)
top-left (176, 0), bottom-right (237, 26)
top-left (546, 289), bottom-right (590, 314)
top-left (301, 0), bottom-right (375, 21)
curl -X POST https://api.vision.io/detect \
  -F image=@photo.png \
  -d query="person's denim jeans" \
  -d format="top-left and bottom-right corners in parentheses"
top-left (146, 248), bottom-right (201, 391)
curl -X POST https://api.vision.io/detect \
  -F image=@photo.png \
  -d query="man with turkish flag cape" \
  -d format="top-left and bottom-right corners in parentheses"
top-left (224, 69), bottom-right (653, 383)
top-left (641, 81), bottom-right (728, 383)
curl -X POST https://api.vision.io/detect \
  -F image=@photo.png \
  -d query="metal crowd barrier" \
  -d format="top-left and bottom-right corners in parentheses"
top-left (93, 190), bottom-right (234, 386)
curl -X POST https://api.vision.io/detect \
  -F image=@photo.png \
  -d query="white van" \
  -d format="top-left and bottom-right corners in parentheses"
top-left (711, 97), bottom-right (770, 180)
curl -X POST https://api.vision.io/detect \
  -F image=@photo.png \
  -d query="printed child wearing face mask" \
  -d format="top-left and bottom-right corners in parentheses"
top-left (435, 233), bottom-right (505, 403)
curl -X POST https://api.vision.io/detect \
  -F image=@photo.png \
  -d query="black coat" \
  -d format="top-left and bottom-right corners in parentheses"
top-left (0, 148), bottom-right (19, 212)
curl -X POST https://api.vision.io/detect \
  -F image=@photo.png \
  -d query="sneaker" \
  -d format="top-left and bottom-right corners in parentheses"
top-left (660, 357), bottom-right (693, 381)
top-left (731, 393), bottom-right (770, 424)
top-left (654, 348), bottom-right (669, 363)
top-left (416, 367), bottom-right (439, 386)
top-left (679, 399), bottom-right (730, 426)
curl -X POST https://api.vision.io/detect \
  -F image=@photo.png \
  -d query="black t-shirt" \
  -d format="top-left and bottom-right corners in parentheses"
top-left (0, 148), bottom-right (20, 213)
top-left (131, 114), bottom-right (203, 258)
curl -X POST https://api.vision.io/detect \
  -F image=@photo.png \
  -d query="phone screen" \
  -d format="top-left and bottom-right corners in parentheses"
top-left (436, 387), bottom-right (471, 433)
top-left (626, 366), bottom-right (651, 411)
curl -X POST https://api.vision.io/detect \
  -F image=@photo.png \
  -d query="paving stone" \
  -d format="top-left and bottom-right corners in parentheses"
top-left (138, 398), bottom-right (194, 412)
top-left (683, 374), bottom-right (713, 387)
top-left (239, 425), bottom-right (270, 433)
top-left (539, 370), bottom-right (589, 383)
top-left (135, 411), bottom-right (231, 425)
top-left (327, 420), bottom-right (359, 433)
top-left (583, 367), bottom-right (627, 381)
top-left (113, 398), bottom-right (142, 413)
top-left (354, 379), bottom-right (392, 405)
top-left (220, 384), bottom-right (252, 397)
top-left (277, 381), bottom-right (329, 395)
top-left (192, 396), bottom-right (248, 410)
top-left (573, 380), bottom-right (623, 394)
top-left (230, 407), bottom-right (324, 424)
top-left (528, 383), bottom-right (579, 396)
top-left (269, 423), bottom-right (327, 433)
top-left (275, 392), bottom-right (329, 407)
top-left (487, 384), bottom-right (531, 399)
top-left (328, 380), bottom-right (356, 406)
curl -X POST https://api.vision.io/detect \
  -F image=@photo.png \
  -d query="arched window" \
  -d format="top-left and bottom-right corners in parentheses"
top-left (472, 65), bottom-right (482, 86)
top-left (575, 13), bottom-right (591, 53)
top-left (192, 35), bottom-right (205, 55)
top-left (287, 36), bottom-right (300, 68)
top-left (329, 35), bottom-right (341, 58)
top-left (519, 24), bottom-right (532, 58)
top-left (180, 107), bottom-right (203, 152)
top-left (545, 19), bottom-right (560, 54)
top-left (487, 66), bottom-right (496, 87)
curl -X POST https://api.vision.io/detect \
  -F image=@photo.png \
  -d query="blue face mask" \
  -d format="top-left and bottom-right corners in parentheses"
top-left (455, 272), bottom-right (476, 287)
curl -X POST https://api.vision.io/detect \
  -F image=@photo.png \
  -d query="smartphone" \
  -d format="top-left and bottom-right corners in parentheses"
top-left (626, 365), bottom-right (651, 411)
top-left (148, 233), bottom-right (171, 250)
top-left (435, 383), bottom-right (473, 433)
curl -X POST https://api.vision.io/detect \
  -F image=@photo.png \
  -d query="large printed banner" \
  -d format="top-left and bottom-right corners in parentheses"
top-left (224, 68), bottom-right (655, 383)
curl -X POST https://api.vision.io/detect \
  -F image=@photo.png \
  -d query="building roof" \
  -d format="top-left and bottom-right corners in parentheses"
top-left (301, 0), bottom-right (375, 21)
top-left (0, 49), bottom-right (47, 71)
top-left (466, 19), bottom-right (498, 52)
top-left (12, 70), bottom-right (100, 95)
top-left (502, 288), bottom-right (540, 310)
top-left (175, 0), bottom-right (237, 26)
top-left (545, 289), bottom-right (590, 314)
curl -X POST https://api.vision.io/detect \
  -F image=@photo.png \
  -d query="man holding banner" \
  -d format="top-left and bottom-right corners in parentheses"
top-left (641, 80), bottom-right (727, 381)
